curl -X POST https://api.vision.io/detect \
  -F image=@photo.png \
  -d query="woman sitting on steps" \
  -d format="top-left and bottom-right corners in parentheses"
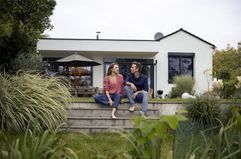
top-left (93, 63), bottom-right (124, 119)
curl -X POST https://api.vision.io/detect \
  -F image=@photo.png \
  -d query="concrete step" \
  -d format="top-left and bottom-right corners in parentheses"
top-left (67, 108), bottom-right (159, 117)
top-left (65, 116), bottom-right (159, 127)
top-left (61, 125), bottom-right (134, 133)
top-left (69, 102), bottom-right (161, 109)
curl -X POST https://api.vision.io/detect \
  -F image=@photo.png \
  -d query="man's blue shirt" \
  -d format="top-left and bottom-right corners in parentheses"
top-left (125, 73), bottom-right (148, 92)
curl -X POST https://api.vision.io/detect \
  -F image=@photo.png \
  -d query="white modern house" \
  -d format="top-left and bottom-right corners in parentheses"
top-left (37, 28), bottom-right (215, 97)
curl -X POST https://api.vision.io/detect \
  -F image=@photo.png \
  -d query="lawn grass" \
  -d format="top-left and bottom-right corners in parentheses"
top-left (1, 131), bottom-right (173, 158)
top-left (60, 132), bottom-right (131, 158)
top-left (59, 132), bottom-right (173, 158)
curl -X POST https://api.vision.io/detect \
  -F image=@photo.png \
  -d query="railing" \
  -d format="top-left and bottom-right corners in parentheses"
top-left (69, 86), bottom-right (99, 97)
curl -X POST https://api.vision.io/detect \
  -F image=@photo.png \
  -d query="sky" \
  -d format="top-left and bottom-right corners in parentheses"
top-left (45, 0), bottom-right (241, 50)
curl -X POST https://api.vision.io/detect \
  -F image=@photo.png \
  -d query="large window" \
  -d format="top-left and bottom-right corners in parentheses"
top-left (168, 53), bottom-right (194, 83)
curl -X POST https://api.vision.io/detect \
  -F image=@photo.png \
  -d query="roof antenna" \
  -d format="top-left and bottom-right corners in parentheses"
top-left (96, 31), bottom-right (101, 39)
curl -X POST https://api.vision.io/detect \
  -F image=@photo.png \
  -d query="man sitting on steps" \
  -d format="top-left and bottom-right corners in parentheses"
top-left (124, 61), bottom-right (149, 117)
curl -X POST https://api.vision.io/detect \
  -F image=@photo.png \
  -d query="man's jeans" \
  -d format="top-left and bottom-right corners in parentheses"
top-left (124, 86), bottom-right (148, 114)
top-left (94, 93), bottom-right (121, 107)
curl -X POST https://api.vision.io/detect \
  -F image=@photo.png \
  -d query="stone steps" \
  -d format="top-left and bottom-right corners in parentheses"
top-left (64, 102), bottom-right (185, 132)
top-left (67, 108), bottom-right (159, 117)
top-left (61, 125), bottom-right (134, 133)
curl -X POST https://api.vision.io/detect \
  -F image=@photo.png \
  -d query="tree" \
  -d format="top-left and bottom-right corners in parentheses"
top-left (0, 0), bottom-right (56, 71)
top-left (213, 44), bottom-right (241, 79)
top-left (213, 44), bottom-right (241, 98)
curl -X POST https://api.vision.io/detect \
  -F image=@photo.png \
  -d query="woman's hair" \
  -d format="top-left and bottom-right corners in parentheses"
top-left (107, 63), bottom-right (118, 76)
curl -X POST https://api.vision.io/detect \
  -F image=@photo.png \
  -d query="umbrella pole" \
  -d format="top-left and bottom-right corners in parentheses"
top-left (75, 67), bottom-right (77, 97)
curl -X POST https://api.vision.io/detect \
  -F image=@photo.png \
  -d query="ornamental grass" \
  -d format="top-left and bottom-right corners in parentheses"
top-left (0, 71), bottom-right (70, 132)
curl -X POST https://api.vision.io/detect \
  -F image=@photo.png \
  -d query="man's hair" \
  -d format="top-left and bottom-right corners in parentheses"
top-left (132, 61), bottom-right (142, 73)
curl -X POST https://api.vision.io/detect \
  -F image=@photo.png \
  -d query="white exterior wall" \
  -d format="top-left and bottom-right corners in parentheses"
top-left (155, 31), bottom-right (213, 96)
top-left (37, 30), bottom-right (214, 96)
top-left (37, 39), bottom-right (159, 57)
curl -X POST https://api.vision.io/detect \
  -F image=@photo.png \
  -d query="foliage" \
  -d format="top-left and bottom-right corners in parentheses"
top-left (213, 45), bottom-right (241, 79)
top-left (173, 121), bottom-right (206, 159)
top-left (11, 50), bottom-right (43, 72)
top-left (119, 115), bottom-right (186, 159)
top-left (0, 0), bottom-right (56, 71)
top-left (0, 129), bottom-right (78, 159)
top-left (0, 71), bottom-right (70, 132)
top-left (232, 76), bottom-right (241, 99)
top-left (181, 107), bottom-right (241, 159)
top-left (233, 87), bottom-right (241, 99)
top-left (60, 132), bottom-right (133, 159)
top-left (186, 95), bottom-right (222, 128)
top-left (170, 75), bottom-right (195, 98)
top-left (224, 79), bottom-right (238, 98)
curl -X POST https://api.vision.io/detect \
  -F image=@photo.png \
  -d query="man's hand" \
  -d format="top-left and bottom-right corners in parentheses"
top-left (131, 92), bottom-right (138, 99)
top-left (130, 83), bottom-right (137, 91)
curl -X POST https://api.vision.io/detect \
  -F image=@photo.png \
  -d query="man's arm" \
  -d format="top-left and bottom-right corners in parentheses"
top-left (125, 74), bottom-right (137, 91)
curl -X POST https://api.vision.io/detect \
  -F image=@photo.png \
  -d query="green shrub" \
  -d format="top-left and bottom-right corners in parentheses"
top-left (233, 87), bottom-right (241, 99)
top-left (170, 75), bottom-right (195, 98)
top-left (0, 72), bottom-right (70, 132)
top-left (0, 129), bottom-right (78, 159)
top-left (186, 96), bottom-right (221, 128)
top-left (11, 52), bottom-right (43, 72)
top-left (119, 115), bottom-right (186, 159)
top-left (181, 108), bottom-right (241, 159)
top-left (222, 79), bottom-right (237, 98)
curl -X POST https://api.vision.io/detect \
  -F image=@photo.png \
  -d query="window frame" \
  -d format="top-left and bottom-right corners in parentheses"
top-left (168, 52), bottom-right (195, 83)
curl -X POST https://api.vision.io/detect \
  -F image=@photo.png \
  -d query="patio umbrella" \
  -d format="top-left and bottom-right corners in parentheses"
top-left (54, 53), bottom-right (101, 66)
top-left (54, 53), bottom-right (101, 90)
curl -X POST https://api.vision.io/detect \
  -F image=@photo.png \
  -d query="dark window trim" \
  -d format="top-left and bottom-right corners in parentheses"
top-left (168, 52), bottom-right (195, 57)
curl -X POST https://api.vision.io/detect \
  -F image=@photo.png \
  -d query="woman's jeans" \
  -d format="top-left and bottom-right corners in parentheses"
top-left (124, 86), bottom-right (148, 114)
top-left (94, 93), bottom-right (121, 107)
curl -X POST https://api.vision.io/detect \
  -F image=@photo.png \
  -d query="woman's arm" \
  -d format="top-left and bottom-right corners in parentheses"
top-left (103, 76), bottom-right (113, 106)
top-left (105, 90), bottom-right (113, 106)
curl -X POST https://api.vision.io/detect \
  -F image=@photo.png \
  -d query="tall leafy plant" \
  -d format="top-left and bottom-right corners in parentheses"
top-left (183, 107), bottom-right (241, 159)
top-left (0, 72), bottom-right (70, 132)
top-left (186, 95), bottom-right (221, 128)
top-left (119, 115), bottom-right (186, 159)
top-left (170, 75), bottom-right (195, 98)
top-left (0, 129), bottom-right (78, 159)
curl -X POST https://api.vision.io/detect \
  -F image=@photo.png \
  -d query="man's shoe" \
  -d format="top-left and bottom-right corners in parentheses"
top-left (129, 106), bottom-right (135, 112)
top-left (139, 111), bottom-right (147, 119)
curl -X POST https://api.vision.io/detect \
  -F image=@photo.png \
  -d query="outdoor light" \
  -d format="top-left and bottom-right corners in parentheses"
top-left (157, 89), bottom-right (163, 99)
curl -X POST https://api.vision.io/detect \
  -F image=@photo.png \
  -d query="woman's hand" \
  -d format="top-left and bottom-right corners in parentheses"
top-left (109, 100), bottom-right (113, 107)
